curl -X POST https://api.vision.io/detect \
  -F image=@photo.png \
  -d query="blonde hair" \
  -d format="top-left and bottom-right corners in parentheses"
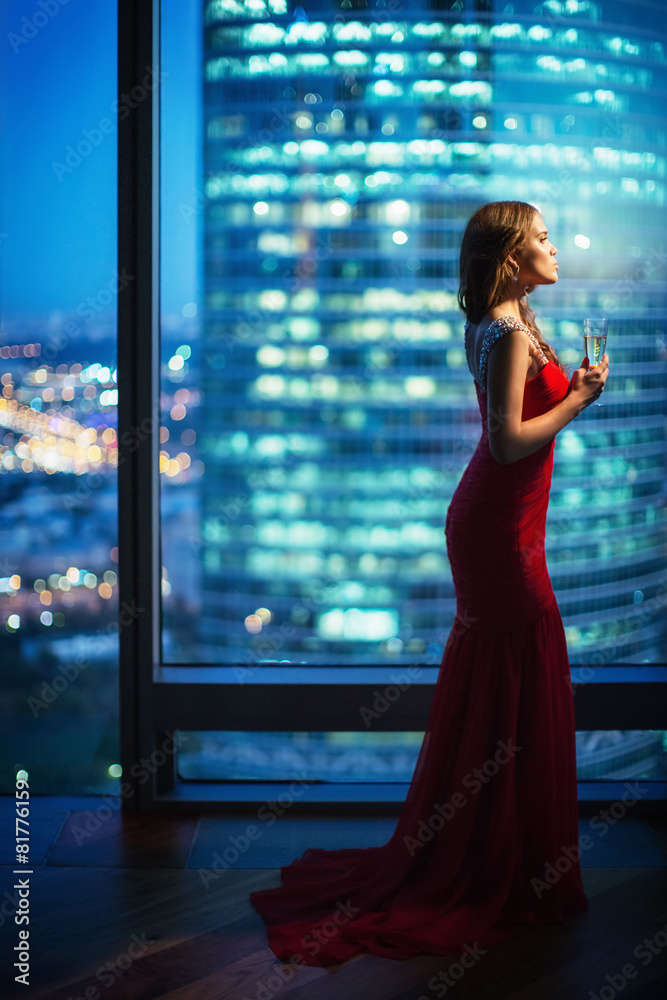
top-left (457, 200), bottom-right (564, 371)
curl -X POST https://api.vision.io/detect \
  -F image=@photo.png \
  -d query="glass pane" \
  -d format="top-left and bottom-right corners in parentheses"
top-left (159, 1), bottom-right (205, 660)
top-left (178, 730), bottom-right (667, 782)
top-left (160, 1), bottom-right (667, 666)
top-left (0, 2), bottom-right (119, 793)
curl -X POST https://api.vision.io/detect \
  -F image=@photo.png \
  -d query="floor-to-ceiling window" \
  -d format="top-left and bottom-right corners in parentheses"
top-left (3, 0), bottom-right (664, 801)
top-left (150, 0), bottom-right (667, 794)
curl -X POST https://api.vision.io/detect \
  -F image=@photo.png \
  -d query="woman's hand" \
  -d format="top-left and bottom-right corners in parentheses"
top-left (486, 333), bottom-right (609, 464)
top-left (569, 353), bottom-right (609, 410)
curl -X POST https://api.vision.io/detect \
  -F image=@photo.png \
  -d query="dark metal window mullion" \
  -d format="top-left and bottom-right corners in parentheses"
top-left (118, 0), bottom-right (162, 811)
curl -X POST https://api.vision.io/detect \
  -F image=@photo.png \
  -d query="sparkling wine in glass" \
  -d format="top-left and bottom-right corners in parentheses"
top-left (583, 317), bottom-right (607, 406)
top-left (583, 317), bottom-right (608, 368)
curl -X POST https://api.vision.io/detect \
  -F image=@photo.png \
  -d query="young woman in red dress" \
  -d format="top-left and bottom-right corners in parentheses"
top-left (249, 200), bottom-right (610, 966)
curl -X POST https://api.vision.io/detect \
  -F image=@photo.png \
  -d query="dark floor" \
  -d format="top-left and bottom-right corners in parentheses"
top-left (1, 796), bottom-right (667, 999)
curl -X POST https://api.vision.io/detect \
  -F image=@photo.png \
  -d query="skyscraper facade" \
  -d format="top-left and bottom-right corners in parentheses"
top-left (197, 0), bottom-right (667, 670)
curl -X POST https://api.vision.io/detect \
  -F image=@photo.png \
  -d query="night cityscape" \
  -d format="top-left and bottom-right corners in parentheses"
top-left (1, 0), bottom-right (666, 793)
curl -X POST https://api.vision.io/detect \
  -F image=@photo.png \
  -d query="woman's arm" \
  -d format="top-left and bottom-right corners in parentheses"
top-left (486, 329), bottom-right (609, 465)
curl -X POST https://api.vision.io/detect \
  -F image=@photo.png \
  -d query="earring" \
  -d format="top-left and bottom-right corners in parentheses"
top-left (511, 264), bottom-right (519, 283)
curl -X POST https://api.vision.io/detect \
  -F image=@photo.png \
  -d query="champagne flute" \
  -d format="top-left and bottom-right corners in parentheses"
top-left (583, 317), bottom-right (607, 406)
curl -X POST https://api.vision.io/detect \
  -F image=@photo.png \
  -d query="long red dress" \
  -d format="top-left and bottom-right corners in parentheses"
top-left (249, 316), bottom-right (589, 966)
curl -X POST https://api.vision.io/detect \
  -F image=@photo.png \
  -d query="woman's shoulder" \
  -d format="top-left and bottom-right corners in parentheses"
top-left (467, 313), bottom-right (547, 392)
top-left (465, 313), bottom-right (530, 337)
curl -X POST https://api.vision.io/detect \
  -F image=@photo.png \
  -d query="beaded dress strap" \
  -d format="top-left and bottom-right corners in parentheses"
top-left (466, 316), bottom-right (549, 392)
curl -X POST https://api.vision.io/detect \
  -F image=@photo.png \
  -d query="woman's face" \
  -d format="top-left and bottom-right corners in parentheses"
top-left (514, 213), bottom-right (558, 286)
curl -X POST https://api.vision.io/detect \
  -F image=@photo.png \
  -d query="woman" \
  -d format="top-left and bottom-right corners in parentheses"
top-left (249, 200), bottom-right (609, 967)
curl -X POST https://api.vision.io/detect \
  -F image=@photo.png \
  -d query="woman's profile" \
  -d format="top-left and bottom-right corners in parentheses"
top-left (249, 199), bottom-right (609, 966)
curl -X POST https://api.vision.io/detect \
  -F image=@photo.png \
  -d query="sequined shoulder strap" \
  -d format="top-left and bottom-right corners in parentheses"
top-left (476, 316), bottom-right (548, 391)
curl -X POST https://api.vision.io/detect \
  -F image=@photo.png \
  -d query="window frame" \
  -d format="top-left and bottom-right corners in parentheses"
top-left (117, 0), bottom-right (667, 814)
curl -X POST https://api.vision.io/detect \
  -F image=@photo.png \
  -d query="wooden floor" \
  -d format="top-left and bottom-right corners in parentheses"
top-left (1, 796), bottom-right (667, 999)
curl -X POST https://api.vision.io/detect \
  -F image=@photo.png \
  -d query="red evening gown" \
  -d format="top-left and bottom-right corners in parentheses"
top-left (249, 316), bottom-right (589, 966)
